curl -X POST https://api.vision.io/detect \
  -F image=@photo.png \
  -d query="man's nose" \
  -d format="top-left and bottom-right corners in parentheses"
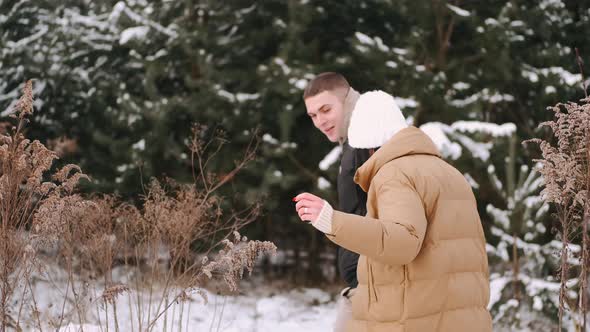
top-left (316, 113), bottom-right (326, 126)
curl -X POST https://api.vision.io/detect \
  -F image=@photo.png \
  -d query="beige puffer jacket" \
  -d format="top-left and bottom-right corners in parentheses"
top-left (327, 126), bottom-right (492, 332)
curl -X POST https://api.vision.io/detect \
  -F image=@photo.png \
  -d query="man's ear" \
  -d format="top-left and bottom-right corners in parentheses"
top-left (334, 86), bottom-right (349, 102)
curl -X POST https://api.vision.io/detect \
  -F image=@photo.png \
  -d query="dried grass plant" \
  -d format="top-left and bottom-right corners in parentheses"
top-left (0, 80), bottom-right (91, 331)
top-left (1, 81), bottom-right (276, 332)
top-left (526, 97), bottom-right (590, 330)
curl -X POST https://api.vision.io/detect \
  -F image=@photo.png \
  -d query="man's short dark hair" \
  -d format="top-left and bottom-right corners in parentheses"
top-left (303, 72), bottom-right (350, 99)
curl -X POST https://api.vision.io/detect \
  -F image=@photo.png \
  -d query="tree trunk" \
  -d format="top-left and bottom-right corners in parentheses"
top-left (512, 232), bottom-right (521, 301)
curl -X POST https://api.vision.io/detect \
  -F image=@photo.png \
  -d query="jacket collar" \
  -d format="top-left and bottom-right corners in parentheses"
top-left (338, 87), bottom-right (361, 145)
top-left (354, 126), bottom-right (442, 191)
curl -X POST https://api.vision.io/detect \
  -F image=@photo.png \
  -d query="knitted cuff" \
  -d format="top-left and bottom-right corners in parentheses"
top-left (312, 200), bottom-right (333, 234)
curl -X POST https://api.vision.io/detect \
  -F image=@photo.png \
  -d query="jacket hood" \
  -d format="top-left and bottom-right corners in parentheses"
top-left (348, 90), bottom-right (408, 149)
top-left (354, 126), bottom-right (442, 191)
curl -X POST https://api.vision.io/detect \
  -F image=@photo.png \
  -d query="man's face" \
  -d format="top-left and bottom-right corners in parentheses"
top-left (304, 90), bottom-right (345, 142)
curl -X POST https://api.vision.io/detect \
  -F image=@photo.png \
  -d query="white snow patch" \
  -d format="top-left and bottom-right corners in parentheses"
top-left (218, 89), bottom-right (260, 103)
top-left (485, 18), bottom-right (499, 26)
top-left (318, 177), bottom-right (331, 190)
top-left (447, 4), bottom-right (471, 17)
top-left (385, 61), bottom-right (398, 69)
top-left (132, 139), bottom-right (145, 151)
top-left (523, 66), bottom-right (582, 86)
top-left (373, 36), bottom-right (390, 52)
top-left (236, 93), bottom-right (260, 102)
top-left (319, 146), bottom-right (343, 171)
top-left (464, 173), bottom-right (479, 189)
top-left (218, 90), bottom-right (236, 102)
top-left (392, 48), bottom-right (408, 55)
top-left (540, 0), bottom-right (565, 10)
top-left (262, 133), bottom-right (279, 145)
top-left (6, 24), bottom-right (49, 50)
top-left (487, 204), bottom-right (510, 230)
top-left (419, 122), bottom-right (462, 160)
top-left (27, 275), bottom-right (338, 332)
top-left (533, 296), bottom-right (543, 311)
top-left (449, 88), bottom-right (515, 107)
top-left (452, 121), bottom-right (516, 137)
top-left (394, 97), bottom-right (418, 109)
top-left (274, 58), bottom-right (291, 75)
top-left (489, 275), bottom-right (511, 309)
top-left (110, 1), bottom-right (177, 39)
top-left (451, 122), bottom-right (510, 160)
top-left (452, 82), bottom-right (471, 90)
top-left (238, 4), bottom-right (257, 15)
top-left (355, 32), bottom-right (389, 52)
top-left (146, 49), bottom-right (168, 61)
top-left (455, 134), bottom-right (492, 161)
top-left (120, 26), bottom-right (150, 45)
top-left (522, 69), bottom-right (540, 83)
top-left (293, 79), bottom-right (308, 90)
top-left (281, 142), bottom-right (297, 149)
top-left (355, 32), bottom-right (374, 45)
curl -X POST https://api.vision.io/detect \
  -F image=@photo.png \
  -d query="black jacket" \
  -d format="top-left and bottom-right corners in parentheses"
top-left (336, 143), bottom-right (370, 288)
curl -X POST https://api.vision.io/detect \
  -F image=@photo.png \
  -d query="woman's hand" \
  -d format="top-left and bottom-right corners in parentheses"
top-left (294, 192), bottom-right (325, 223)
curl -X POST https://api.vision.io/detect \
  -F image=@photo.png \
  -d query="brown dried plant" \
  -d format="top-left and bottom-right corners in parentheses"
top-left (526, 97), bottom-right (590, 330)
top-left (201, 231), bottom-right (277, 292)
top-left (42, 129), bottom-right (272, 331)
top-left (130, 126), bottom-right (272, 331)
top-left (0, 81), bottom-right (90, 331)
top-left (1, 81), bottom-right (275, 331)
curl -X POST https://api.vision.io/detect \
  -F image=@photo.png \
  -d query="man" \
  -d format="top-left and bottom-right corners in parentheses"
top-left (303, 72), bottom-right (370, 330)
top-left (295, 90), bottom-right (492, 331)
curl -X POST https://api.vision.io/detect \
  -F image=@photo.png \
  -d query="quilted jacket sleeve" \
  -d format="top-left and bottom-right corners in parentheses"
top-left (326, 169), bottom-right (428, 266)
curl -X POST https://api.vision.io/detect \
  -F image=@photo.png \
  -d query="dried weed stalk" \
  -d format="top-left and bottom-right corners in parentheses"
top-left (1, 81), bottom-right (276, 331)
top-left (0, 81), bottom-right (90, 331)
top-left (526, 98), bottom-right (590, 330)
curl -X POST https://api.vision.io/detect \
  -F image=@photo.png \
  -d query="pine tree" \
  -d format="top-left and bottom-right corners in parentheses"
top-left (485, 134), bottom-right (557, 330)
top-left (3, 0), bottom-right (590, 290)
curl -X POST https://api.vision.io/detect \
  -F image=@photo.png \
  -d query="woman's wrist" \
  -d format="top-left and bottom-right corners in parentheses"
top-left (311, 200), bottom-right (333, 234)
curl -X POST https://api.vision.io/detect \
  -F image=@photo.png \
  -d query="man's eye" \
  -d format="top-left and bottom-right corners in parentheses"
top-left (309, 114), bottom-right (316, 118)
top-left (321, 108), bottom-right (330, 113)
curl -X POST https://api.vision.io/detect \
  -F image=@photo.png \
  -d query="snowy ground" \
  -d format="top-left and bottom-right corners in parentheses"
top-left (12, 276), bottom-right (575, 332)
top-left (17, 274), bottom-right (339, 332)
top-left (10, 264), bottom-right (555, 331)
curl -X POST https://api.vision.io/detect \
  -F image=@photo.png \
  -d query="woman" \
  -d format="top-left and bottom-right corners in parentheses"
top-left (294, 90), bottom-right (491, 332)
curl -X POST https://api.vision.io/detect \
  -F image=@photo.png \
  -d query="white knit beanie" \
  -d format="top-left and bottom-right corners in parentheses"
top-left (347, 90), bottom-right (408, 149)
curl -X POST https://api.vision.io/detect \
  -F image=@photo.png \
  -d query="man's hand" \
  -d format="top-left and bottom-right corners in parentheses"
top-left (294, 192), bottom-right (325, 223)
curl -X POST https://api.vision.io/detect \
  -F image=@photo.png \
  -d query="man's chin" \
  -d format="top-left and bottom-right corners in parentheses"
top-left (326, 135), bottom-right (339, 143)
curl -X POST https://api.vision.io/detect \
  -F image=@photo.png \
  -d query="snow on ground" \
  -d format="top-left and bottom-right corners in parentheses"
top-left (12, 264), bottom-right (558, 332)
top-left (58, 287), bottom-right (336, 331)
top-left (20, 273), bottom-right (338, 332)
